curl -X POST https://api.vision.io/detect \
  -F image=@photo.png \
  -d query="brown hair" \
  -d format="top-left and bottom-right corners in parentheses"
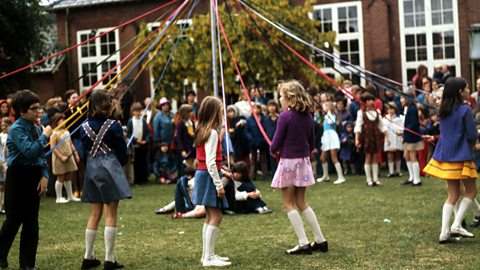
top-left (65, 89), bottom-right (78, 101)
top-left (130, 102), bottom-right (143, 113)
top-left (278, 80), bottom-right (312, 113)
top-left (178, 104), bottom-right (193, 122)
top-left (88, 89), bottom-right (113, 118)
top-left (194, 96), bottom-right (223, 146)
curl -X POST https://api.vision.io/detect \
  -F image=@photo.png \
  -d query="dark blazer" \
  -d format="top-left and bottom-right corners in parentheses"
top-left (127, 117), bottom-right (149, 145)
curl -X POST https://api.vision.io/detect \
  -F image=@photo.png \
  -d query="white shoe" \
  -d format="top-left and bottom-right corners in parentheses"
top-left (69, 196), bottom-right (81, 202)
top-left (374, 180), bottom-right (382, 186)
top-left (201, 254), bottom-right (230, 264)
top-left (333, 178), bottom-right (345, 185)
top-left (202, 256), bottom-right (232, 267)
top-left (56, 197), bottom-right (69, 204)
top-left (367, 181), bottom-right (374, 187)
top-left (316, 175), bottom-right (330, 183)
top-left (450, 226), bottom-right (474, 238)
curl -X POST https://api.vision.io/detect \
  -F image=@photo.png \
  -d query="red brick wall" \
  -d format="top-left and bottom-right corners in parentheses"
top-left (458, 0), bottom-right (480, 86)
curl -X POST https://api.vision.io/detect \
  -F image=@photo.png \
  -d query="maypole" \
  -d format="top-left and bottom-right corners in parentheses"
top-left (210, 0), bottom-right (219, 97)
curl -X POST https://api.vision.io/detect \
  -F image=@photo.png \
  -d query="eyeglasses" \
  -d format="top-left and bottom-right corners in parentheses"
top-left (28, 106), bottom-right (40, 111)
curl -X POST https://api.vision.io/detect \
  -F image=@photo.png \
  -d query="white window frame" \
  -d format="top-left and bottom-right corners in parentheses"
top-left (147, 19), bottom-right (193, 96)
top-left (311, 1), bottom-right (365, 85)
top-left (398, 0), bottom-right (460, 84)
top-left (76, 27), bottom-right (120, 92)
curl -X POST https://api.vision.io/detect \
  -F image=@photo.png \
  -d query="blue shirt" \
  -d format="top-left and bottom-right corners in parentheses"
top-left (403, 105), bottom-right (422, 143)
top-left (432, 104), bottom-right (478, 162)
top-left (153, 111), bottom-right (174, 144)
top-left (7, 118), bottom-right (49, 178)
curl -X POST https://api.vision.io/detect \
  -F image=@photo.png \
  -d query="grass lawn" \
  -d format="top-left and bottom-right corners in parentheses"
top-left (1, 173), bottom-right (479, 269)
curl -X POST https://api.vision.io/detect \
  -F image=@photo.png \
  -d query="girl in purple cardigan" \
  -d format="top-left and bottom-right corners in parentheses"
top-left (270, 80), bottom-right (328, 255)
top-left (424, 77), bottom-right (478, 243)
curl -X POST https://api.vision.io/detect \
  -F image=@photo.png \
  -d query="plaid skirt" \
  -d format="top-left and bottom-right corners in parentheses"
top-left (423, 159), bottom-right (477, 180)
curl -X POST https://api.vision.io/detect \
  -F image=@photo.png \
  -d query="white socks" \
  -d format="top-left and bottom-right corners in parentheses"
top-left (441, 203), bottom-right (454, 236)
top-left (364, 164), bottom-right (372, 183)
top-left (388, 161), bottom-right (394, 175)
top-left (85, 229), bottom-right (97, 259)
top-left (334, 162), bottom-right (345, 180)
top-left (406, 162), bottom-right (413, 181)
top-left (55, 181), bottom-right (64, 199)
top-left (287, 210), bottom-right (309, 246)
top-left (201, 223), bottom-right (208, 261)
top-left (452, 198), bottom-right (473, 229)
top-left (411, 162), bottom-right (421, 184)
top-left (302, 207), bottom-right (326, 243)
top-left (104, 227), bottom-right (117, 262)
top-left (371, 163), bottom-right (379, 182)
top-left (64, 181), bottom-right (76, 199)
top-left (395, 160), bottom-right (402, 174)
top-left (204, 225), bottom-right (218, 261)
top-left (164, 201), bottom-right (175, 212)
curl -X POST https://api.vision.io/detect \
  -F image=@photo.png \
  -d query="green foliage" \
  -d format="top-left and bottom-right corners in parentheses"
top-left (0, 0), bottom-right (51, 96)
top-left (140, 0), bottom-right (336, 99)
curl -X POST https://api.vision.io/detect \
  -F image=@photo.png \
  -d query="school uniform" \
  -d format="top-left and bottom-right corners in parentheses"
top-left (383, 114), bottom-right (404, 151)
top-left (403, 105), bottom-right (424, 151)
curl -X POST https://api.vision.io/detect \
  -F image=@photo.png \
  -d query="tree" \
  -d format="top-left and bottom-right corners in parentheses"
top-left (138, 0), bottom-right (336, 99)
top-left (0, 0), bottom-right (50, 97)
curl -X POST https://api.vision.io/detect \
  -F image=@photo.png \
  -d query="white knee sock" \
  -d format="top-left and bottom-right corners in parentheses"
top-left (183, 210), bottom-right (197, 218)
top-left (201, 223), bottom-right (208, 261)
top-left (371, 163), bottom-right (379, 182)
top-left (334, 163), bottom-right (345, 180)
top-left (395, 160), bottom-right (402, 174)
top-left (412, 162), bottom-right (421, 184)
top-left (453, 197), bottom-right (462, 216)
top-left (85, 229), bottom-right (97, 259)
top-left (452, 198), bottom-right (473, 229)
top-left (364, 164), bottom-right (372, 183)
top-left (388, 161), bottom-right (394, 175)
top-left (441, 203), bottom-right (454, 236)
top-left (321, 163), bottom-right (329, 178)
top-left (64, 180), bottom-right (76, 199)
top-left (55, 181), bottom-right (64, 199)
top-left (104, 227), bottom-right (117, 262)
top-left (204, 225), bottom-right (218, 260)
top-left (164, 201), bottom-right (175, 212)
top-left (472, 199), bottom-right (480, 216)
top-left (287, 210), bottom-right (309, 246)
top-left (406, 162), bottom-right (413, 181)
top-left (302, 207), bottom-right (326, 243)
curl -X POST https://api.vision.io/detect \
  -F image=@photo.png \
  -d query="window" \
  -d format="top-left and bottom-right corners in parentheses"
top-left (399, 0), bottom-right (460, 83)
top-left (311, 2), bottom-right (364, 84)
top-left (148, 19), bottom-right (193, 40)
top-left (77, 28), bottom-right (120, 92)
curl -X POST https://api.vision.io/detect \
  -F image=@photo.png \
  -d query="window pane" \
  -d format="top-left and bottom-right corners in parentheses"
top-left (432, 33), bottom-right (442, 45)
top-left (406, 49), bottom-right (416, 61)
top-left (81, 47), bottom-right (88, 57)
top-left (324, 9), bottom-right (332, 20)
top-left (81, 34), bottom-right (88, 42)
top-left (340, 53), bottom-right (349, 62)
top-left (100, 35), bottom-right (107, 43)
top-left (405, 15), bottom-right (414, 27)
top-left (348, 6), bottom-right (357, 18)
top-left (445, 46), bottom-right (455, 58)
top-left (109, 44), bottom-right (116, 54)
top-left (444, 31), bottom-right (454, 44)
top-left (351, 53), bottom-right (360, 65)
top-left (404, 0), bottom-right (413, 13)
top-left (443, 0), bottom-right (452, 9)
top-left (406, 35), bottom-right (415, 47)
top-left (339, 40), bottom-right (348, 52)
top-left (101, 45), bottom-right (107, 55)
top-left (416, 14), bottom-right (425, 26)
top-left (407, 68), bottom-right (417, 81)
top-left (350, 40), bottom-right (359, 51)
top-left (432, 12), bottom-right (441, 25)
top-left (431, 0), bottom-right (441, 10)
top-left (417, 34), bottom-right (426, 46)
top-left (339, 21), bottom-right (347, 33)
top-left (89, 46), bottom-right (96, 56)
top-left (418, 48), bottom-right (427, 61)
top-left (433, 47), bottom-right (443, 59)
top-left (444, 11), bottom-right (453, 24)
top-left (415, 0), bottom-right (425, 11)
top-left (109, 32), bottom-right (115, 42)
top-left (324, 23), bottom-right (332, 32)
top-left (349, 20), bottom-right (358, 32)
top-left (338, 7), bottom-right (346, 19)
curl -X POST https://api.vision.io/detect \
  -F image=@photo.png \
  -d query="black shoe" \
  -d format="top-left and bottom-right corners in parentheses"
top-left (0, 258), bottom-right (7, 269)
top-left (310, 241), bottom-right (328, 252)
top-left (386, 173), bottom-right (395, 178)
top-left (154, 208), bottom-right (174, 215)
top-left (104, 261), bottom-right (124, 270)
top-left (410, 182), bottom-right (422, 187)
top-left (81, 258), bottom-right (101, 269)
top-left (402, 180), bottom-right (413, 185)
top-left (286, 244), bottom-right (312, 255)
top-left (470, 216), bottom-right (480, 228)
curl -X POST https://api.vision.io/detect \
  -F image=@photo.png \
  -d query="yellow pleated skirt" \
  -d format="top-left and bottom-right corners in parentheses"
top-left (423, 159), bottom-right (478, 180)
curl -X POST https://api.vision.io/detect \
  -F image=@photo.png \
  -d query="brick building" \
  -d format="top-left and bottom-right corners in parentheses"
top-left (38, 0), bottom-right (480, 102)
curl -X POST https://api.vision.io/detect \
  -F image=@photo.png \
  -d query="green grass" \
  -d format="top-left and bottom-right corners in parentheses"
top-left (2, 174), bottom-right (480, 269)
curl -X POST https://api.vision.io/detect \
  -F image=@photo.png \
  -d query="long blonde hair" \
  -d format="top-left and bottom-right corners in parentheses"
top-left (194, 96), bottom-right (224, 146)
top-left (278, 80), bottom-right (312, 113)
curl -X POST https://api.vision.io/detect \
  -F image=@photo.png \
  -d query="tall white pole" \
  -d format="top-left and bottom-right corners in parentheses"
top-left (210, 0), bottom-right (218, 97)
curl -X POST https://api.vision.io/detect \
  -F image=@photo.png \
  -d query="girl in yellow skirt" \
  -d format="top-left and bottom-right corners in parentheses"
top-left (423, 77), bottom-right (478, 244)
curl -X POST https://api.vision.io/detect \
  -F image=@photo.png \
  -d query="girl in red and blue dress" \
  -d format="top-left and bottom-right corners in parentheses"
top-left (424, 77), bottom-right (478, 243)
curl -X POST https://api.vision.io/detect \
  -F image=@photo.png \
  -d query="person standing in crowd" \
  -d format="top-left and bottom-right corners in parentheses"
top-left (192, 96), bottom-right (231, 267)
top-left (153, 97), bottom-right (175, 179)
top-left (0, 100), bottom-right (15, 124)
top-left (383, 102), bottom-right (404, 177)
top-left (80, 90), bottom-right (131, 270)
top-left (401, 89), bottom-right (423, 186)
top-left (271, 80), bottom-right (328, 255)
top-left (234, 91), bottom-right (252, 118)
top-left (423, 77), bottom-right (478, 243)
top-left (127, 102), bottom-right (149, 185)
top-left (184, 90), bottom-right (199, 117)
top-left (176, 104), bottom-right (196, 168)
top-left (412, 64), bottom-right (428, 96)
top-left (0, 90), bottom-right (52, 270)
top-left (226, 105), bottom-right (249, 164)
top-left (263, 100), bottom-right (279, 175)
top-left (250, 87), bottom-right (267, 105)
top-left (245, 103), bottom-right (268, 180)
top-left (441, 64), bottom-right (453, 84)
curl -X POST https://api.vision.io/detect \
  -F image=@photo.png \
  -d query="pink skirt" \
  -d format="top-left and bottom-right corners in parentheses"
top-left (271, 157), bottom-right (316, 189)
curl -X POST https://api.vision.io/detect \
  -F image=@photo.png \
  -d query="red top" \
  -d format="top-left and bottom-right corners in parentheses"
top-left (196, 138), bottom-right (222, 170)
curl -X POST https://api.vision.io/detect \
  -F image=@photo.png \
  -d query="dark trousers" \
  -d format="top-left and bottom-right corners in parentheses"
top-left (174, 177), bottom-right (194, 213)
top-left (133, 146), bottom-right (148, 184)
top-left (249, 148), bottom-right (268, 180)
top-left (0, 165), bottom-right (41, 268)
